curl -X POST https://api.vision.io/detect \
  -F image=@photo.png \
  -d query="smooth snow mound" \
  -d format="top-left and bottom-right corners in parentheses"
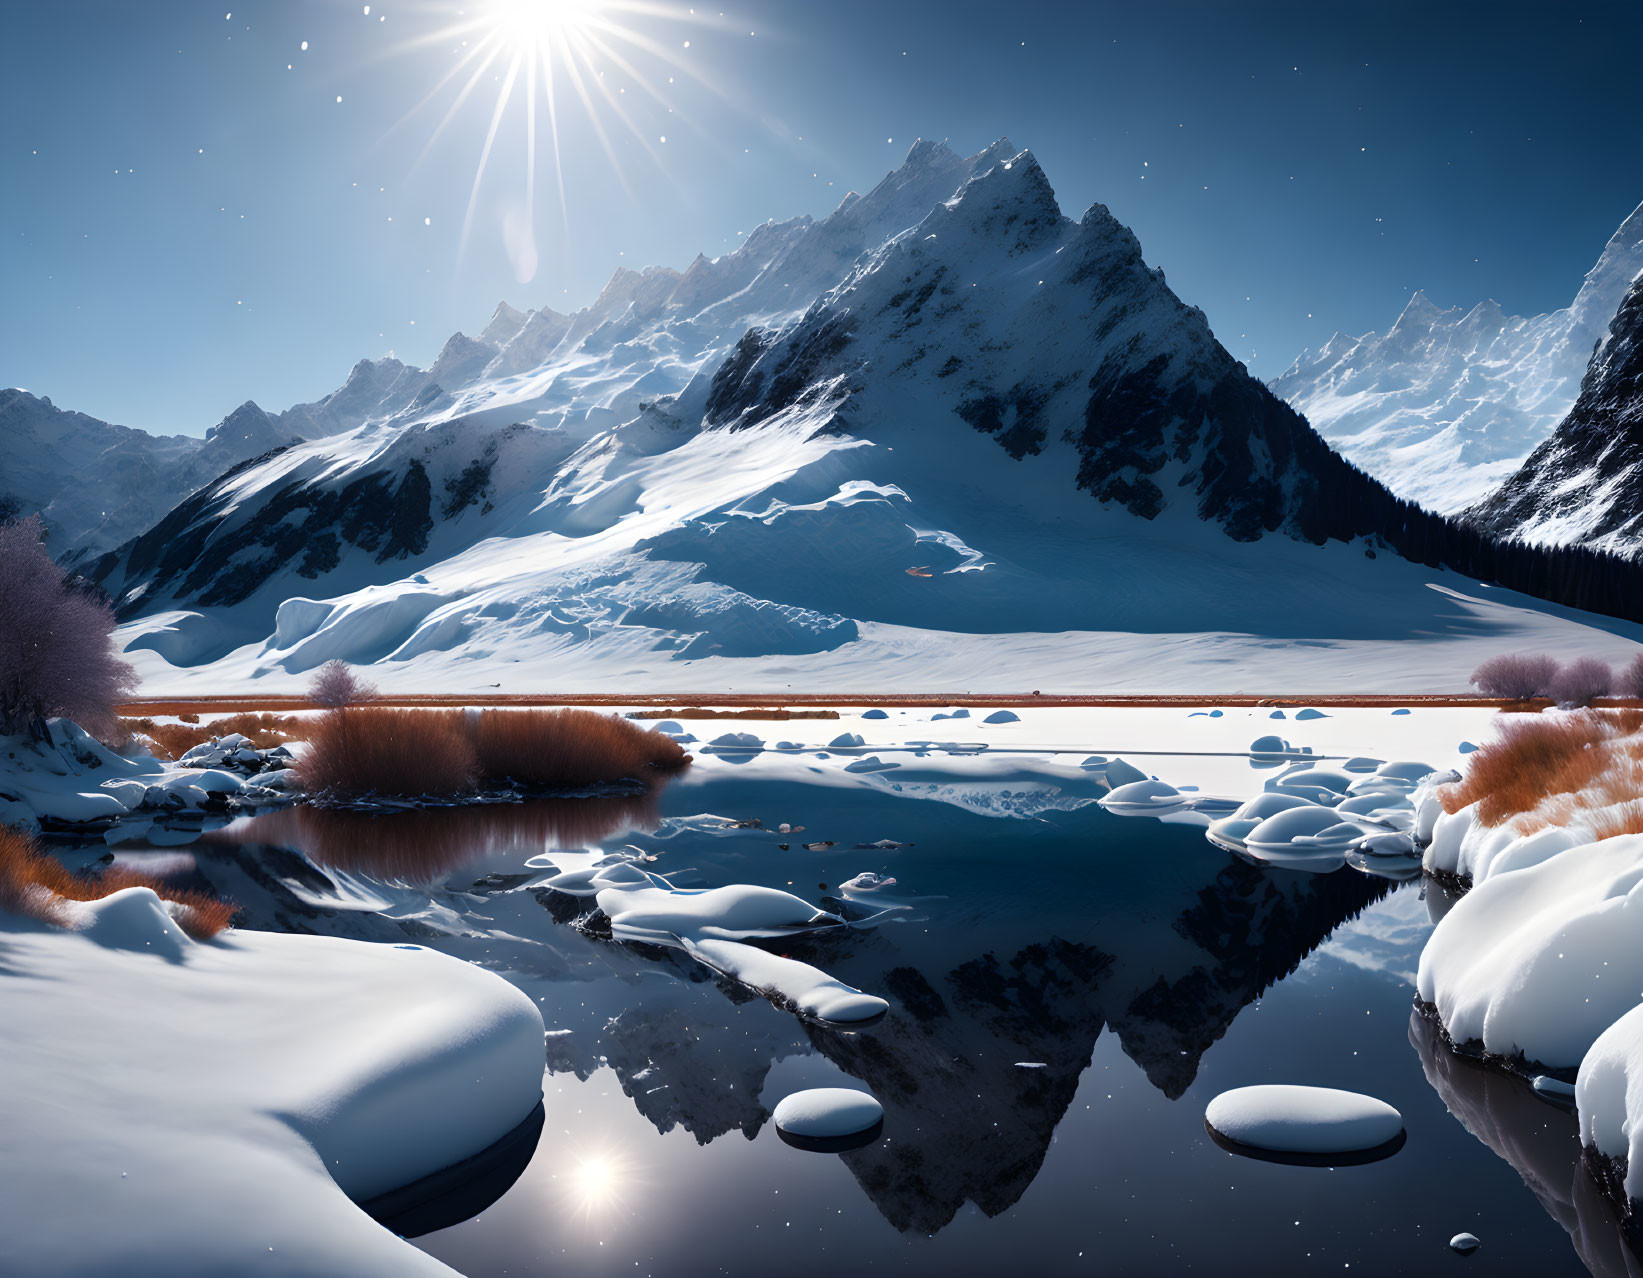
top-left (1204, 1084), bottom-right (1403, 1154)
top-left (1578, 1001), bottom-right (1643, 1204)
top-left (772, 1087), bottom-right (884, 1139)
top-left (1417, 833), bottom-right (1643, 1069)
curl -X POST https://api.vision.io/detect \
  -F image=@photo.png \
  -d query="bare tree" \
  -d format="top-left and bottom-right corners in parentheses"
top-left (0, 516), bottom-right (137, 740)
top-left (307, 659), bottom-right (377, 710)
top-left (1617, 652), bottom-right (1643, 700)
top-left (1549, 657), bottom-right (1614, 709)
top-left (1469, 653), bottom-right (1560, 701)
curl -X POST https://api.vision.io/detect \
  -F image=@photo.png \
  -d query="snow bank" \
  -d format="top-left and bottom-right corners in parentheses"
top-left (1204, 1084), bottom-right (1403, 1156)
top-left (0, 903), bottom-right (544, 1275)
top-left (1418, 834), bottom-right (1643, 1071)
top-left (1578, 1003), bottom-right (1643, 1211)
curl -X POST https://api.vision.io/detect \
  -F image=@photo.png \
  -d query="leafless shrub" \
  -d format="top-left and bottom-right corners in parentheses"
top-left (0, 516), bottom-right (137, 741)
top-left (1469, 653), bottom-right (1559, 701)
top-left (307, 660), bottom-right (377, 710)
top-left (1549, 657), bottom-right (1613, 709)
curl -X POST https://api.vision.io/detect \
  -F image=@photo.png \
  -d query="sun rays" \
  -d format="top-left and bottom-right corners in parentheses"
top-left (381, 0), bottom-right (723, 280)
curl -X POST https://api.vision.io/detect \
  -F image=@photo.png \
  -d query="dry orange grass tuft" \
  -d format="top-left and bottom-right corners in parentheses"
top-left (293, 707), bottom-right (479, 801)
top-left (1587, 800), bottom-right (1643, 842)
top-left (0, 824), bottom-right (235, 939)
top-left (291, 705), bottom-right (691, 801)
top-left (1440, 711), bottom-right (1623, 824)
top-left (472, 708), bottom-right (689, 789)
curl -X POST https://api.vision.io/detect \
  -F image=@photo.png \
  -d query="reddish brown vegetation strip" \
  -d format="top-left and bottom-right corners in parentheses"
top-left (120, 711), bottom-right (309, 760)
top-left (472, 708), bottom-right (688, 789)
top-left (0, 825), bottom-right (235, 939)
top-left (292, 705), bottom-right (690, 801)
top-left (296, 708), bottom-right (480, 800)
top-left (120, 693), bottom-right (1561, 716)
top-left (626, 708), bottom-right (841, 720)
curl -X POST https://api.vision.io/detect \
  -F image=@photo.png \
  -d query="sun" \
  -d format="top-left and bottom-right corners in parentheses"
top-left (385, 0), bottom-right (724, 280)
top-left (484, 0), bottom-right (605, 55)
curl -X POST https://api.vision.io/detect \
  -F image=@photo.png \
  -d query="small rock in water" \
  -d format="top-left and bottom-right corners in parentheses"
top-left (1531, 1075), bottom-right (1577, 1107)
top-left (1449, 1232), bottom-right (1480, 1255)
top-left (803, 841), bottom-right (834, 851)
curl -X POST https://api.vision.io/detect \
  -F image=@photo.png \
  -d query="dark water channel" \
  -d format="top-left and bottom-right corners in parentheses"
top-left (66, 773), bottom-right (1637, 1276)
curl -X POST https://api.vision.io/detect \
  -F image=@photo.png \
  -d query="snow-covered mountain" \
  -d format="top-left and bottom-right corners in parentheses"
top-left (77, 140), bottom-right (1643, 692)
top-left (1470, 273), bottom-right (1643, 553)
top-left (1270, 203), bottom-right (1643, 514)
top-left (0, 390), bottom-right (294, 562)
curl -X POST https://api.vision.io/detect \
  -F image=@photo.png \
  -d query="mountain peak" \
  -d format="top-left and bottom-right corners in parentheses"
top-left (480, 301), bottom-right (530, 347)
top-left (932, 147), bottom-right (1063, 250)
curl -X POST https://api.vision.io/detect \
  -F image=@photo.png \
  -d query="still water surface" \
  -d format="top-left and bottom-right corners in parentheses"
top-left (87, 770), bottom-right (1631, 1276)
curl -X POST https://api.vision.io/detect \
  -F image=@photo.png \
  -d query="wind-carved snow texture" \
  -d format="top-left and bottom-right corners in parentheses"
top-left (1470, 273), bottom-right (1643, 554)
top-left (66, 141), bottom-right (1643, 693)
top-left (1271, 201), bottom-right (1643, 514)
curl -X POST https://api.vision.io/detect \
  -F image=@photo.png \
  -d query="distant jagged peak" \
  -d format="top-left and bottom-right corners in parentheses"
top-left (480, 300), bottom-right (530, 348)
top-left (204, 399), bottom-right (275, 445)
top-left (1388, 288), bottom-right (1458, 329)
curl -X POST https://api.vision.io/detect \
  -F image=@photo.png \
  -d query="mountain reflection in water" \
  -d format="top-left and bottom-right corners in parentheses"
top-left (205, 791), bottom-right (664, 886)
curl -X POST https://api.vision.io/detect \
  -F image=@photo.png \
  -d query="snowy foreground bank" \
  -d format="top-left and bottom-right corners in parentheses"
top-left (0, 890), bottom-right (544, 1275)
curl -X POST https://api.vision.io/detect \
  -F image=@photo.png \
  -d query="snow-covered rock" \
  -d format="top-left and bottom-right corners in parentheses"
top-left (1417, 834), bottom-right (1643, 1070)
top-left (1204, 1084), bottom-right (1403, 1155)
top-left (772, 1087), bottom-right (885, 1141)
top-left (1577, 1002), bottom-right (1643, 1223)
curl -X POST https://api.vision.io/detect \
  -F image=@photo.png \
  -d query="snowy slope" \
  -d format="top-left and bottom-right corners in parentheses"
top-left (80, 142), bottom-right (1643, 693)
top-left (1270, 203), bottom-right (1643, 513)
top-left (1469, 273), bottom-right (1643, 553)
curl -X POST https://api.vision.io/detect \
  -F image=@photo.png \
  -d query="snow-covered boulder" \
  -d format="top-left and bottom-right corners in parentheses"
top-left (1263, 765), bottom-right (1356, 804)
top-left (1418, 834), bottom-right (1643, 1070)
top-left (702, 732), bottom-right (764, 755)
top-left (1099, 779), bottom-right (1186, 814)
top-left (772, 1087), bottom-right (884, 1148)
top-left (1577, 1002), bottom-right (1643, 1226)
top-left (1205, 1085), bottom-right (1403, 1158)
top-left (1245, 805), bottom-right (1368, 855)
top-left (1205, 792), bottom-right (1315, 850)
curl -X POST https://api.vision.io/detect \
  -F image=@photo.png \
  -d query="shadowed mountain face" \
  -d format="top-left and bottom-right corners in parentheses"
top-left (109, 783), bottom-right (1391, 1237)
top-left (1471, 273), bottom-right (1643, 555)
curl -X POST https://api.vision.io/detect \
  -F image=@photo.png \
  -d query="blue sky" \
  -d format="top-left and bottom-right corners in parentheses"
top-left (4, 0), bottom-right (1641, 435)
